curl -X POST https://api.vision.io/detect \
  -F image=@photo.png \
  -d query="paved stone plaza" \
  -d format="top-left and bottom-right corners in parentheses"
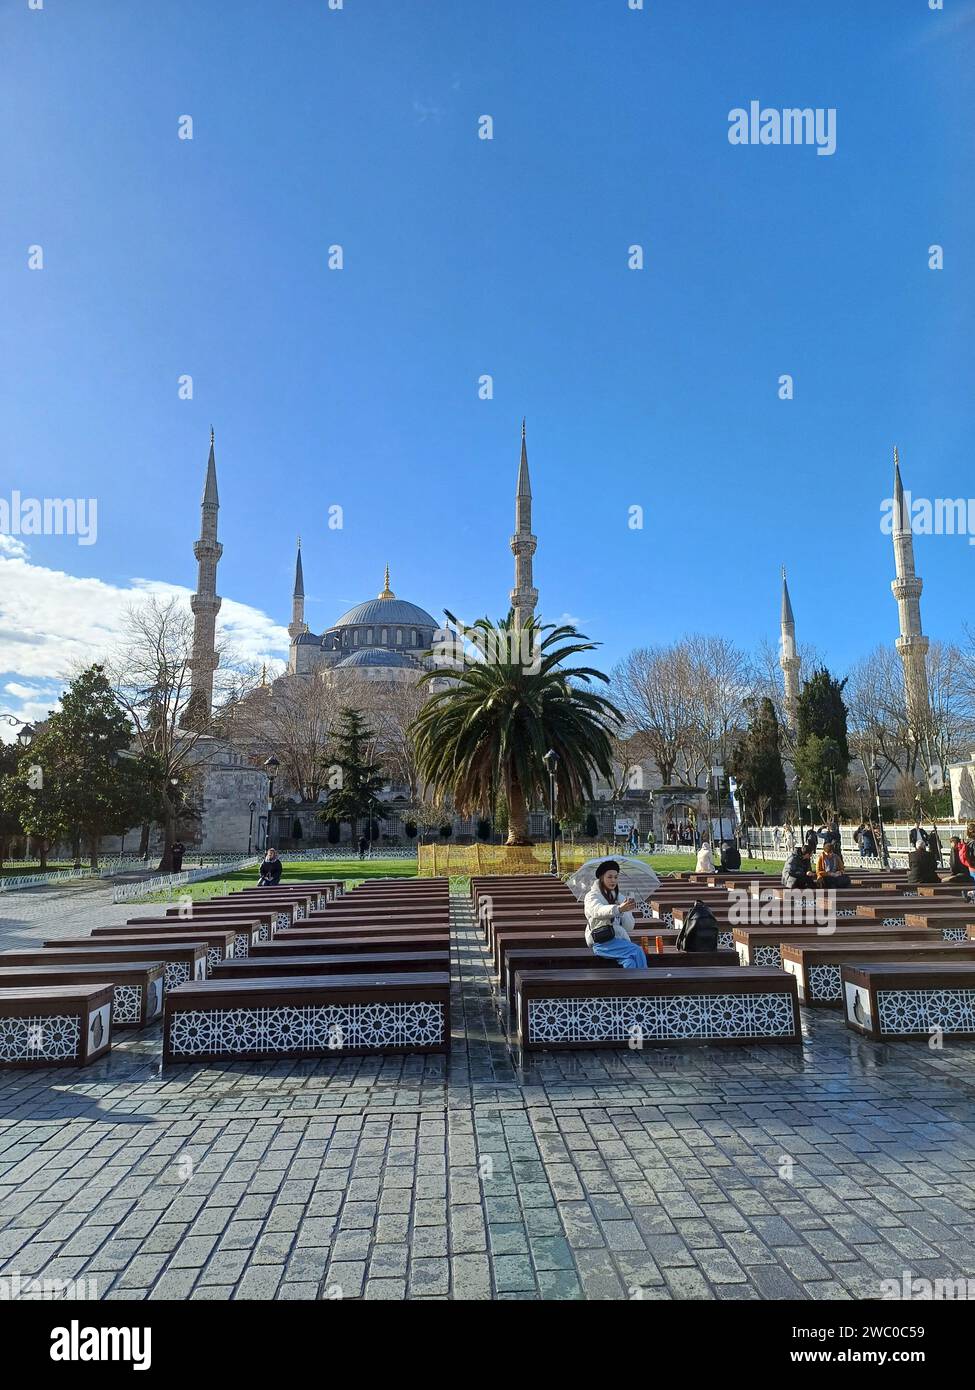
top-left (3, 882), bottom-right (975, 1301)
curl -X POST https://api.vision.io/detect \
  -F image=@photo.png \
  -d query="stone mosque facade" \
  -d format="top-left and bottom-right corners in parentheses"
top-left (175, 421), bottom-right (541, 852)
top-left (171, 431), bottom-right (938, 853)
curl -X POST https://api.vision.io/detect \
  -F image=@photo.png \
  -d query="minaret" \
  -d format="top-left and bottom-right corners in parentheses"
top-left (891, 446), bottom-right (930, 728)
top-left (779, 566), bottom-right (801, 726)
top-left (288, 537), bottom-right (306, 642)
top-left (188, 428), bottom-right (222, 717)
top-left (509, 419), bottom-right (538, 627)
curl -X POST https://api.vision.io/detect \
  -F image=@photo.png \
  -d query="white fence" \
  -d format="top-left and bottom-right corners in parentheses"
top-left (0, 865), bottom-right (102, 893)
top-left (111, 855), bottom-right (263, 904)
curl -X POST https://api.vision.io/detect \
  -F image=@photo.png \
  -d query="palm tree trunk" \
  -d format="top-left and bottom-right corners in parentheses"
top-left (505, 774), bottom-right (532, 846)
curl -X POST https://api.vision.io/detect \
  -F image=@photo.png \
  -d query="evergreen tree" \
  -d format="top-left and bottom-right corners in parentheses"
top-left (9, 667), bottom-right (156, 867)
top-left (317, 708), bottom-right (385, 843)
top-left (796, 667), bottom-right (850, 765)
top-left (729, 697), bottom-right (786, 823)
top-left (794, 668), bottom-right (851, 819)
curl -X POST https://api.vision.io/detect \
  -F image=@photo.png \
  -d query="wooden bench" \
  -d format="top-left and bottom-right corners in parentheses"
top-left (117, 920), bottom-right (262, 959)
top-left (0, 984), bottom-right (113, 1067)
top-left (70, 929), bottom-right (238, 973)
top-left (18, 942), bottom-right (208, 992)
top-left (493, 927), bottom-right (679, 978)
top-left (904, 910), bottom-right (975, 941)
top-left (163, 973), bottom-right (450, 1061)
top-left (162, 904), bottom-right (278, 941)
top-left (250, 933), bottom-right (448, 958)
top-left (204, 897), bottom-right (300, 929)
top-left (211, 950), bottom-right (450, 979)
top-left (504, 945), bottom-right (738, 1014)
top-left (782, 939), bottom-right (975, 1007)
top-left (0, 962), bottom-right (164, 1028)
top-left (515, 967), bottom-right (801, 1050)
top-left (277, 923), bottom-right (450, 943)
top-left (855, 901), bottom-right (974, 931)
top-left (732, 925), bottom-right (936, 968)
top-left (842, 961), bottom-right (975, 1041)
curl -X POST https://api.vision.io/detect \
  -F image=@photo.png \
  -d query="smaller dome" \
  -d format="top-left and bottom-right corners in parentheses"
top-left (335, 647), bottom-right (423, 670)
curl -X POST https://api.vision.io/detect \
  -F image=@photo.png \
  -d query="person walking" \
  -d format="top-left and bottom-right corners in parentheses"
top-left (171, 840), bottom-right (185, 873)
top-left (583, 860), bottom-right (647, 970)
top-left (357, 834), bottom-right (368, 861)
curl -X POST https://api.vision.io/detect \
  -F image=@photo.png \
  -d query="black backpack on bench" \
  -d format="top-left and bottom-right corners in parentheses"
top-left (675, 900), bottom-right (719, 952)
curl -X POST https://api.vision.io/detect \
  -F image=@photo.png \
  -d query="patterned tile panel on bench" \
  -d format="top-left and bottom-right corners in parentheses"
top-left (0, 1014), bottom-right (81, 1062)
top-left (877, 988), bottom-right (975, 1036)
top-left (527, 991), bottom-right (795, 1044)
top-left (168, 1000), bottom-right (445, 1056)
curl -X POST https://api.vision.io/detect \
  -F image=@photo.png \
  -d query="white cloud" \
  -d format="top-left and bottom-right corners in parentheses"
top-left (0, 548), bottom-right (290, 728)
top-left (0, 536), bottom-right (28, 559)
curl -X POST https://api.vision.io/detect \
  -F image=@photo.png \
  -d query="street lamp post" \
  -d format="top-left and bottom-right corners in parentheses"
top-left (247, 801), bottom-right (257, 856)
top-left (795, 782), bottom-right (804, 848)
top-left (870, 760), bottom-right (890, 869)
top-left (542, 749), bottom-right (559, 876)
top-left (264, 756), bottom-right (280, 853)
top-left (712, 765), bottom-right (725, 846)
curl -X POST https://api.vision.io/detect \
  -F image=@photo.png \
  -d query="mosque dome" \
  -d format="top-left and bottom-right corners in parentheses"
top-left (327, 566), bottom-right (438, 637)
top-left (335, 647), bottom-right (424, 669)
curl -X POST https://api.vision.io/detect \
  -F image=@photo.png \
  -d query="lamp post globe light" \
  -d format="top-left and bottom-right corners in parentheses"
top-left (542, 748), bottom-right (559, 876)
top-left (264, 756), bottom-right (280, 852)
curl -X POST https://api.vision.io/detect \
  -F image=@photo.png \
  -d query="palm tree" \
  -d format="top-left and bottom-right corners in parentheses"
top-left (411, 613), bottom-right (621, 846)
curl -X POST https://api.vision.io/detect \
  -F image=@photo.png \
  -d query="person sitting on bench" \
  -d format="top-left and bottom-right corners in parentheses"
top-left (945, 835), bottom-right (973, 885)
top-left (718, 839), bottom-right (741, 873)
top-left (584, 860), bottom-right (647, 969)
top-left (782, 843), bottom-right (814, 889)
top-left (258, 847), bottom-right (283, 886)
top-left (815, 836), bottom-right (851, 888)
top-left (695, 838), bottom-right (715, 873)
top-left (907, 839), bottom-right (940, 885)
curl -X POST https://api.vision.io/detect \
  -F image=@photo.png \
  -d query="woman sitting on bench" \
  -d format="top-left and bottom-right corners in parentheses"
top-left (258, 847), bottom-right (283, 886)
top-left (584, 860), bottom-right (646, 969)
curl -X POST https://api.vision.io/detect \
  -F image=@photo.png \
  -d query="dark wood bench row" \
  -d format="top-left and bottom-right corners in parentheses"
top-left (163, 973), bottom-right (450, 1061)
top-left (0, 984), bottom-right (114, 1067)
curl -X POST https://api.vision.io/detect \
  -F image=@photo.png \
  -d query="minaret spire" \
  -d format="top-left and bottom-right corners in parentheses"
top-left (890, 446), bottom-right (930, 731)
top-left (288, 536), bottom-right (306, 643)
top-left (188, 429), bottom-right (223, 719)
top-left (779, 566), bottom-right (800, 727)
top-left (510, 419), bottom-right (538, 627)
top-left (378, 564), bottom-right (395, 600)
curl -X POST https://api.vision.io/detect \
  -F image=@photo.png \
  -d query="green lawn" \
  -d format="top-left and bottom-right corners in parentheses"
top-left (142, 857), bottom-right (418, 903)
top-left (137, 852), bottom-right (785, 905)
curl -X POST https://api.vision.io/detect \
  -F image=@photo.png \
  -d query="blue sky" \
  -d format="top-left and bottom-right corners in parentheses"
top-left (2, 0), bottom-right (973, 726)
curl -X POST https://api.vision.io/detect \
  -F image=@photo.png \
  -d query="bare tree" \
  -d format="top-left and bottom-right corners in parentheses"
top-left (225, 673), bottom-right (340, 804)
top-left (610, 645), bottom-right (697, 784)
top-left (103, 596), bottom-right (254, 871)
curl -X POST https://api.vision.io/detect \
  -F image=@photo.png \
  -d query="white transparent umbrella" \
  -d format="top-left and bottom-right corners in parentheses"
top-left (566, 856), bottom-right (661, 916)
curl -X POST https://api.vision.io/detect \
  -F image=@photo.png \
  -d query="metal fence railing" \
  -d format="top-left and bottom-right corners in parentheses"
top-left (111, 856), bottom-right (263, 904)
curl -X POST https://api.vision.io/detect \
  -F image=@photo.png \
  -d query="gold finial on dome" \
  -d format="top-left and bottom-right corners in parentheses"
top-left (378, 564), bottom-right (395, 599)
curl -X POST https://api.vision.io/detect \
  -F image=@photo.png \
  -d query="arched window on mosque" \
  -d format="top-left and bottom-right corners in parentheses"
top-left (381, 628), bottom-right (388, 645)
top-left (342, 629), bottom-right (348, 646)
top-left (354, 629), bottom-right (359, 645)
top-left (411, 630), bottom-right (417, 646)
top-left (367, 628), bottom-right (373, 643)
top-left (396, 628), bottom-right (403, 645)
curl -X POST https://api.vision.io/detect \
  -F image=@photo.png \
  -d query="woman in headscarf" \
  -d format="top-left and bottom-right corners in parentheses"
top-left (583, 859), bottom-right (647, 969)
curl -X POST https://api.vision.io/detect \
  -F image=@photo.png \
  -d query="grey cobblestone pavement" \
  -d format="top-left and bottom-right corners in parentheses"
top-left (3, 882), bottom-right (975, 1300)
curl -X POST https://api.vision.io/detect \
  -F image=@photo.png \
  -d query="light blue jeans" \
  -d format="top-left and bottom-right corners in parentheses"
top-left (592, 937), bottom-right (647, 969)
